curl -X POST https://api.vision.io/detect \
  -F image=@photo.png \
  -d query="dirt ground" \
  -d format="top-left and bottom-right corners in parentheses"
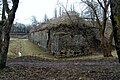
top-left (1, 39), bottom-right (119, 80)
top-left (0, 56), bottom-right (120, 80)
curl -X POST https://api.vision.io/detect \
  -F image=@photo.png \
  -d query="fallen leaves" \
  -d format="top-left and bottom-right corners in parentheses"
top-left (0, 56), bottom-right (120, 80)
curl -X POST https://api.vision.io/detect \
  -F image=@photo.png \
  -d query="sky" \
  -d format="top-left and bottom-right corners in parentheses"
top-left (14, 0), bottom-right (84, 25)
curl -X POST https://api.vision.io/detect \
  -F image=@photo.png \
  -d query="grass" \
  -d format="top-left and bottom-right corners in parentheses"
top-left (8, 38), bottom-right (118, 61)
top-left (20, 39), bottom-right (57, 60)
top-left (8, 38), bottom-right (57, 60)
top-left (56, 52), bottom-right (118, 61)
top-left (8, 39), bottom-right (19, 58)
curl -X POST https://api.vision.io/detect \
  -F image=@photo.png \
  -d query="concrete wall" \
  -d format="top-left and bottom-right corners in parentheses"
top-left (29, 25), bottom-right (95, 55)
top-left (29, 30), bottom-right (48, 49)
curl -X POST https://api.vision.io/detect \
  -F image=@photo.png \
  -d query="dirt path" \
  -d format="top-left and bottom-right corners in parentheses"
top-left (7, 59), bottom-right (119, 67)
top-left (2, 57), bottom-right (119, 80)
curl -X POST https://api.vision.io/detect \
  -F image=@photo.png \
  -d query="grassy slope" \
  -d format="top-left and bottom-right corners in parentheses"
top-left (8, 38), bottom-right (118, 61)
top-left (21, 39), bottom-right (56, 60)
top-left (8, 38), bottom-right (57, 60)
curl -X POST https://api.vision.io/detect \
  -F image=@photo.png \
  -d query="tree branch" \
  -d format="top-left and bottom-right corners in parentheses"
top-left (3, 0), bottom-right (10, 14)
top-left (97, 0), bottom-right (105, 11)
top-left (82, 0), bottom-right (102, 27)
top-left (11, 0), bottom-right (19, 13)
top-left (57, 1), bottom-right (74, 25)
top-left (106, 0), bottom-right (110, 11)
top-left (2, 4), bottom-right (6, 21)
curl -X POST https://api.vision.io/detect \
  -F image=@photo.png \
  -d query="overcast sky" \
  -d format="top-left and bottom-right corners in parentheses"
top-left (14, 0), bottom-right (84, 25)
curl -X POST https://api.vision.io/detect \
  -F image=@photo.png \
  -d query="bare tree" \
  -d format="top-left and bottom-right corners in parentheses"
top-left (44, 14), bottom-right (49, 23)
top-left (57, 0), bottom-right (74, 25)
top-left (82, 0), bottom-right (113, 57)
top-left (54, 8), bottom-right (57, 18)
top-left (110, 0), bottom-right (120, 62)
top-left (70, 4), bottom-right (75, 12)
top-left (59, 7), bottom-right (62, 16)
top-left (31, 16), bottom-right (38, 26)
top-left (0, 0), bottom-right (19, 69)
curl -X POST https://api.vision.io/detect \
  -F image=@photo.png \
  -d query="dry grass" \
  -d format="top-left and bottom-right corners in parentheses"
top-left (8, 38), bottom-right (57, 60)
top-left (20, 39), bottom-right (57, 60)
top-left (57, 52), bottom-right (118, 61)
top-left (8, 38), bottom-right (19, 58)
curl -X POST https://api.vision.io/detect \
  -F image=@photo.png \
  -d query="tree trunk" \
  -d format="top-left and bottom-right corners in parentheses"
top-left (0, 32), bottom-right (10, 69)
top-left (0, 22), bottom-right (5, 69)
top-left (0, 0), bottom-right (19, 69)
top-left (110, 0), bottom-right (120, 62)
top-left (0, 20), bottom-right (13, 69)
top-left (100, 13), bottom-right (113, 57)
top-left (108, 31), bottom-right (113, 57)
top-left (101, 36), bottom-right (113, 57)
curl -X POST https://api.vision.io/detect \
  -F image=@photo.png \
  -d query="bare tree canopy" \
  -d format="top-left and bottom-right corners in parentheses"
top-left (82, 0), bottom-right (113, 57)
